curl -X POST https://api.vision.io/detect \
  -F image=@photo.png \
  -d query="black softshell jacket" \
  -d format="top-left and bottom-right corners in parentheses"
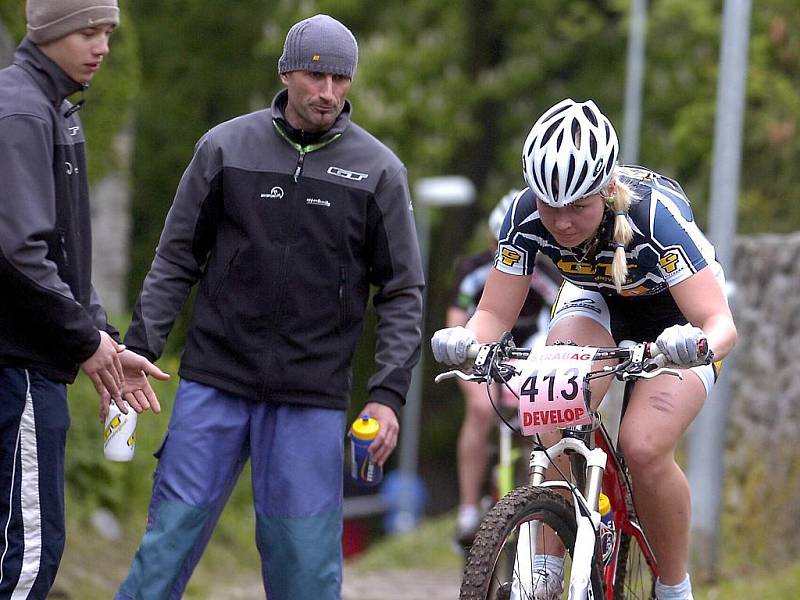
top-left (0, 39), bottom-right (116, 383)
top-left (125, 91), bottom-right (425, 414)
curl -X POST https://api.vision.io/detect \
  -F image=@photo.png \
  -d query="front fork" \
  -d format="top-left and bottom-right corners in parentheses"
top-left (520, 434), bottom-right (607, 600)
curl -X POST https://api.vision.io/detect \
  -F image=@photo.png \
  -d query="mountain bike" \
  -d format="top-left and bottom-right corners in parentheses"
top-left (436, 334), bottom-right (701, 600)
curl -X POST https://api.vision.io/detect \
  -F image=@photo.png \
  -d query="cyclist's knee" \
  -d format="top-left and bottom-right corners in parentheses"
top-left (619, 434), bottom-right (673, 477)
top-left (464, 396), bottom-right (496, 424)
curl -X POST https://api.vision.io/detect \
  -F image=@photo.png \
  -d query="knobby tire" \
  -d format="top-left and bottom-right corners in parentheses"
top-left (460, 485), bottom-right (604, 600)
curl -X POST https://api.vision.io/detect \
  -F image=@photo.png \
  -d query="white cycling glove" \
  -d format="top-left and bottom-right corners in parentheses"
top-left (655, 324), bottom-right (710, 367)
top-left (431, 326), bottom-right (478, 365)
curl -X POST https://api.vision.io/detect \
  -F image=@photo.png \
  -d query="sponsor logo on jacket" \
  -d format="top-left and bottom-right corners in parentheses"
top-left (328, 166), bottom-right (368, 181)
top-left (260, 187), bottom-right (284, 200)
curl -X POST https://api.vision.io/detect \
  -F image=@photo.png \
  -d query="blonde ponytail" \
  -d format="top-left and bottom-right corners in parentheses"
top-left (604, 177), bottom-right (634, 292)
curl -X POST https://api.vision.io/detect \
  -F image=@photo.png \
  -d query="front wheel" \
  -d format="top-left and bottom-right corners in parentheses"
top-left (460, 486), bottom-right (604, 600)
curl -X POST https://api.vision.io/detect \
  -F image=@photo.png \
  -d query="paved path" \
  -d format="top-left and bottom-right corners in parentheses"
top-left (191, 565), bottom-right (463, 599)
top-left (343, 567), bottom-right (462, 600)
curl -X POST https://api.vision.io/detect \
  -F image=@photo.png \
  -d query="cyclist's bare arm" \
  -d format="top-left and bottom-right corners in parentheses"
top-left (669, 267), bottom-right (737, 359)
top-left (468, 269), bottom-right (531, 342)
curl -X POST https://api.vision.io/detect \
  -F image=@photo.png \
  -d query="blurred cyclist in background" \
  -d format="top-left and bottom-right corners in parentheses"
top-left (447, 191), bottom-right (561, 550)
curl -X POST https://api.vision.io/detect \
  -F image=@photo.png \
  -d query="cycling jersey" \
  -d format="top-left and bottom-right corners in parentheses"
top-left (495, 166), bottom-right (724, 296)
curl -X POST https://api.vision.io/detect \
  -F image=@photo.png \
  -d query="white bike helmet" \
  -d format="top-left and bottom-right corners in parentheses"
top-left (522, 98), bottom-right (619, 207)
top-left (488, 190), bottom-right (519, 240)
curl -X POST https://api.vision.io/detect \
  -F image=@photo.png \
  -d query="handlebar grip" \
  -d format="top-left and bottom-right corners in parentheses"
top-left (646, 337), bottom-right (712, 366)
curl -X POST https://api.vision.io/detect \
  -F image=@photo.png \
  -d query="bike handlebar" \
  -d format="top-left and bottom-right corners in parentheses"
top-left (433, 334), bottom-right (710, 386)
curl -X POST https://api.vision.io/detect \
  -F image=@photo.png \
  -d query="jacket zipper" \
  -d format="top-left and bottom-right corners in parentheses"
top-left (293, 150), bottom-right (306, 183)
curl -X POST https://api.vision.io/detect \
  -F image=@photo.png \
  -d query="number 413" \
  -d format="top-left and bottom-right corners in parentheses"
top-left (519, 368), bottom-right (580, 402)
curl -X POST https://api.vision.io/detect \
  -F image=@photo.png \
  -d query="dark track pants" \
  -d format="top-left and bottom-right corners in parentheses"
top-left (0, 368), bottom-right (69, 600)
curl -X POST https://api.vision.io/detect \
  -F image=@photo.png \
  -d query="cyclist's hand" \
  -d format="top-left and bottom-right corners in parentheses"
top-left (655, 324), bottom-right (711, 366)
top-left (431, 326), bottom-right (477, 365)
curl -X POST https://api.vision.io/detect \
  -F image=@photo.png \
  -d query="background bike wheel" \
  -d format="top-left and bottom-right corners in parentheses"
top-left (460, 486), bottom-right (603, 600)
top-left (612, 532), bottom-right (656, 600)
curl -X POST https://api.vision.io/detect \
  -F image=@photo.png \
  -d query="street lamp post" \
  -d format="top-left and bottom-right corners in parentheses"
top-left (390, 176), bottom-right (475, 533)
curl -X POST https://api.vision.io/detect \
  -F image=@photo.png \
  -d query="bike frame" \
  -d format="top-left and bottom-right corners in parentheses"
top-left (595, 418), bottom-right (659, 595)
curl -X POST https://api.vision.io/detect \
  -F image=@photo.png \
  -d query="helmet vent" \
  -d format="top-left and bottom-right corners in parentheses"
top-left (606, 147), bottom-right (616, 176)
top-left (542, 118), bottom-right (562, 145)
top-left (544, 103), bottom-right (571, 123)
top-left (566, 155), bottom-right (576, 190)
top-left (577, 163), bottom-right (589, 193)
top-left (583, 105), bottom-right (599, 126)
top-left (538, 159), bottom-right (547, 193)
top-left (550, 167), bottom-right (560, 199)
top-left (570, 118), bottom-right (582, 149)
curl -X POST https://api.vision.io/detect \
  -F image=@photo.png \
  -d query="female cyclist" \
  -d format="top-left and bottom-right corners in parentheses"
top-left (432, 98), bottom-right (737, 600)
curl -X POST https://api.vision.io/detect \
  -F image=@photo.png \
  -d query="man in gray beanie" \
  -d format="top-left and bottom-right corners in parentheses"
top-left (0, 3), bottom-right (166, 598)
top-left (115, 13), bottom-right (423, 600)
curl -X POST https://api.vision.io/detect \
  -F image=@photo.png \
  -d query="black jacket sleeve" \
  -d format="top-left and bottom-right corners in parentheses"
top-left (124, 134), bottom-right (220, 360)
top-left (0, 113), bottom-right (100, 362)
top-left (366, 165), bottom-right (425, 414)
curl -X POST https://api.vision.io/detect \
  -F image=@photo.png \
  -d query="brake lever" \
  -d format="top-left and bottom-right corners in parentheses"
top-left (434, 370), bottom-right (486, 384)
top-left (620, 365), bottom-right (684, 381)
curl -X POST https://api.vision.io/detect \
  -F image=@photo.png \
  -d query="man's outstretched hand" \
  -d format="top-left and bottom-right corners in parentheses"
top-left (99, 349), bottom-right (170, 420)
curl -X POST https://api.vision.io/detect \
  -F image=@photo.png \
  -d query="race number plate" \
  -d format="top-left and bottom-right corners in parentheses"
top-left (513, 346), bottom-right (597, 435)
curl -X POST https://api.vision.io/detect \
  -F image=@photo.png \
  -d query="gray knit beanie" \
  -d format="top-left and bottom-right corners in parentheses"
top-left (27, 0), bottom-right (119, 44)
top-left (278, 14), bottom-right (358, 79)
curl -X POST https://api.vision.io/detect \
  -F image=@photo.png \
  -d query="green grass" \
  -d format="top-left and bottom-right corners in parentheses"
top-left (694, 562), bottom-right (800, 600)
top-left (346, 512), bottom-right (462, 572)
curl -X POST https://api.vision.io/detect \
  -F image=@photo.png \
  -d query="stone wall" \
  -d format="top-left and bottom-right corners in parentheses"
top-left (90, 131), bottom-right (133, 314)
top-left (724, 233), bottom-right (800, 564)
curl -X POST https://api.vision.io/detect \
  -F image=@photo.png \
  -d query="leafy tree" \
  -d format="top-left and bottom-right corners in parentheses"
top-left (126, 0), bottom-right (275, 345)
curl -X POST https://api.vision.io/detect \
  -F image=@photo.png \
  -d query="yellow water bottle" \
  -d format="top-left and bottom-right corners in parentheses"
top-left (350, 415), bottom-right (383, 487)
top-left (599, 492), bottom-right (615, 564)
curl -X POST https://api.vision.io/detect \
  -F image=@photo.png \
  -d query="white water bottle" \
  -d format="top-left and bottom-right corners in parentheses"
top-left (103, 400), bottom-right (137, 461)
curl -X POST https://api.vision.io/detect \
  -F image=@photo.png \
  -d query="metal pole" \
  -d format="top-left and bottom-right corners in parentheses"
top-left (622, 0), bottom-right (648, 165)
top-left (392, 203), bottom-right (431, 532)
top-left (687, 0), bottom-right (751, 582)
top-left (393, 177), bottom-right (474, 533)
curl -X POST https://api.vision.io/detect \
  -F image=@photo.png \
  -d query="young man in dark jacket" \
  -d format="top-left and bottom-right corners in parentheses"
top-left (0, 2), bottom-right (165, 597)
top-left (115, 14), bottom-right (424, 600)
